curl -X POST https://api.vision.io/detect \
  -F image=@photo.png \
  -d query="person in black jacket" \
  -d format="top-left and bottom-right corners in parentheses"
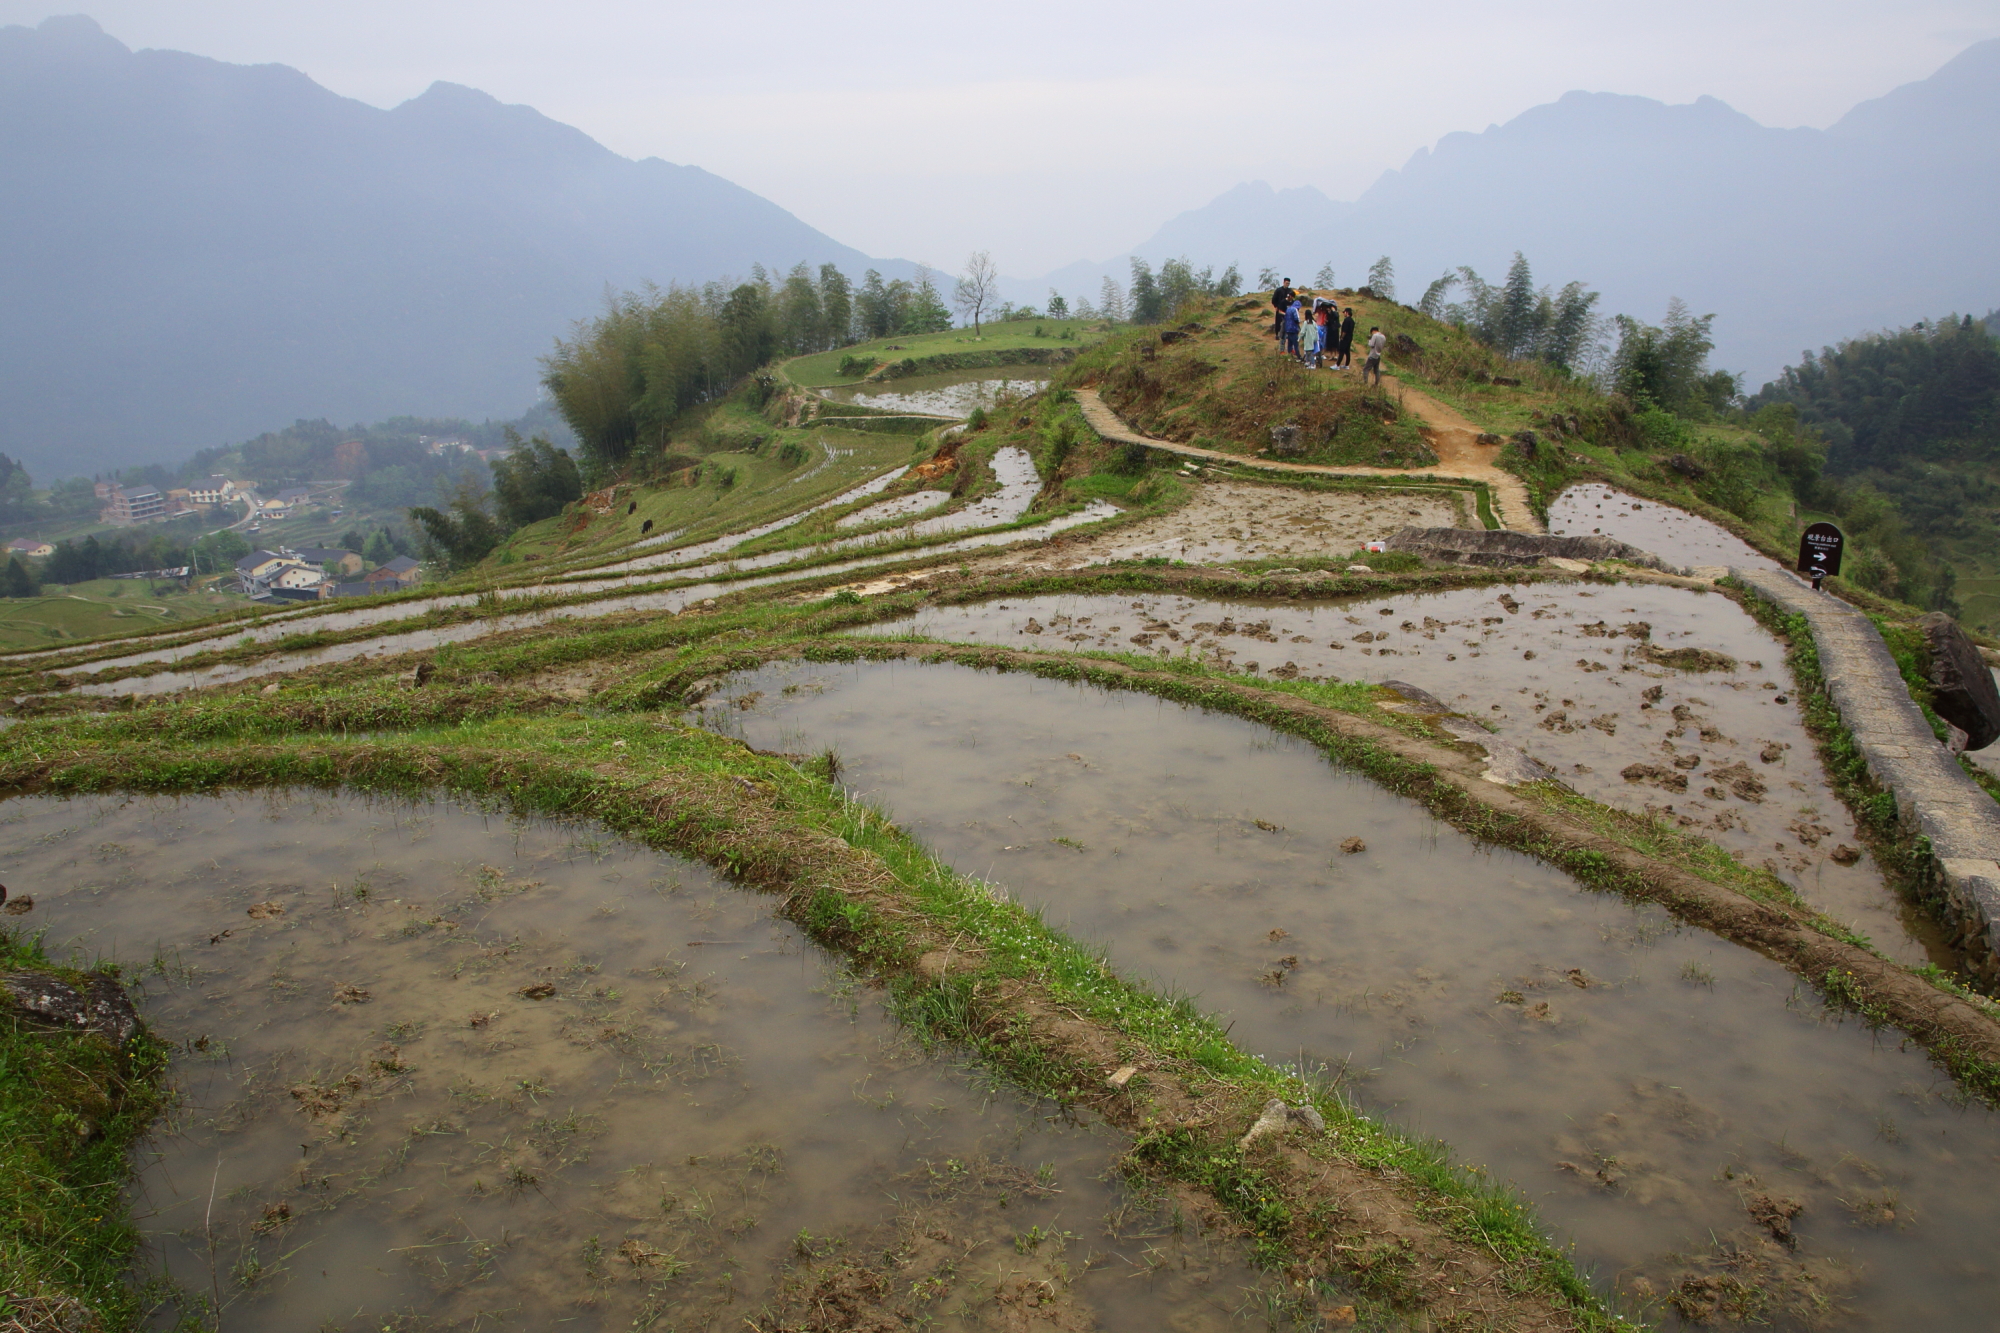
top-left (1271, 279), bottom-right (1295, 341)
top-left (1336, 308), bottom-right (1357, 369)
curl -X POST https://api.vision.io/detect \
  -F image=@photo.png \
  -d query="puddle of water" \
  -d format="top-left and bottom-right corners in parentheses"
top-left (850, 586), bottom-right (1932, 960)
top-left (1550, 483), bottom-right (1778, 572)
top-left (817, 372), bottom-right (1048, 418)
top-left (0, 792), bottom-right (1276, 1332)
top-left (709, 658), bottom-right (2000, 1330)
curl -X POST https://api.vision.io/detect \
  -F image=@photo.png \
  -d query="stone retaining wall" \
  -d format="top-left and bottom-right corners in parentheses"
top-left (1738, 567), bottom-right (2000, 977)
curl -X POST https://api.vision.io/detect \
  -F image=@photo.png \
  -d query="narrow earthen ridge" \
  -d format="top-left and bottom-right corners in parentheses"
top-left (1073, 387), bottom-right (1544, 534)
top-left (1737, 566), bottom-right (2000, 970)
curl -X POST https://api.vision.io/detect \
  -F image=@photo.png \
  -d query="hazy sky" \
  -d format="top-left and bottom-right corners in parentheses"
top-left (6, 2), bottom-right (1996, 274)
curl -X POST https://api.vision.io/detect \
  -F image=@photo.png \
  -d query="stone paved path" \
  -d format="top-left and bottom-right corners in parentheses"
top-left (1074, 386), bottom-right (1543, 533)
top-left (1738, 566), bottom-right (2000, 970)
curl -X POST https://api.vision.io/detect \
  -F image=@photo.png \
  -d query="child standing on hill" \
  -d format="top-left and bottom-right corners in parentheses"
top-left (1313, 301), bottom-right (1332, 368)
top-left (1299, 308), bottom-right (1322, 366)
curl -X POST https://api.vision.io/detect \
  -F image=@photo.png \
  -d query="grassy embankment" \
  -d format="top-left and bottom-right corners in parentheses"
top-left (0, 932), bottom-right (173, 1324)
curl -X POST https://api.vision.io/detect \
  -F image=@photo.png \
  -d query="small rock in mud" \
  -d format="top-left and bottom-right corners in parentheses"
top-left (1267, 928), bottom-right (1289, 941)
top-left (1107, 1065), bottom-right (1139, 1088)
top-left (1831, 844), bottom-right (1862, 865)
top-left (1498, 594), bottom-right (1521, 613)
top-left (1642, 685), bottom-right (1665, 703)
top-left (1747, 1193), bottom-right (1805, 1246)
top-left (1253, 819), bottom-right (1282, 832)
top-left (247, 900), bottom-right (285, 919)
top-left (1340, 836), bottom-right (1365, 853)
top-left (1671, 754), bottom-right (1701, 770)
top-left (1522, 649), bottom-right (1537, 660)
top-left (333, 984), bottom-right (371, 1005)
top-left (469, 1011), bottom-right (496, 1028)
top-left (1238, 1097), bottom-right (1327, 1149)
top-left (2, 971), bottom-right (139, 1044)
top-left (1760, 742), bottom-right (1787, 763)
top-left (2, 896), bottom-right (33, 915)
top-left (1620, 763), bottom-right (1689, 793)
top-left (1566, 968), bottom-right (1594, 988)
top-left (518, 982), bottom-right (557, 1000)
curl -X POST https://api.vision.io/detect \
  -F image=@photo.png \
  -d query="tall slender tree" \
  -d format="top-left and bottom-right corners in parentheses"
top-left (819, 265), bottom-right (854, 347)
top-left (1367, 256), bottom-right (1396, 301)
top-left (1099, 277), bottom-right (1126, 323)
top-left (953, 252), bottom-right (1000, 337)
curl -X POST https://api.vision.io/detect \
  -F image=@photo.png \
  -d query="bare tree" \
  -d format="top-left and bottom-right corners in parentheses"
top-left (953, 251), bottom-right (1000, 337)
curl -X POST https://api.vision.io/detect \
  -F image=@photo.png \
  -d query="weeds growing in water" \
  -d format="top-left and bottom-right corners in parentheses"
top-left (1680, 960), bottom-right (1716, 988)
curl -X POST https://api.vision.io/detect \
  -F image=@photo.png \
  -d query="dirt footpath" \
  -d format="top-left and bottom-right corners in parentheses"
top-left (1076, 386), bottom-right (1542, 533)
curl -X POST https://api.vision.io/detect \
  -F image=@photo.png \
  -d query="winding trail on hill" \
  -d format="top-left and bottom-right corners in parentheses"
top-left (1075, 385), bottom-right (1543, 533)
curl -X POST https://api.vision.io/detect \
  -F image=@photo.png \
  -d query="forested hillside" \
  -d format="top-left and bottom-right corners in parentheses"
top-left (1749, 313), bottom-right (2000, 628)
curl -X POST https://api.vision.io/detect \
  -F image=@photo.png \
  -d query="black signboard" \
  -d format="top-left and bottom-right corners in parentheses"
top-left (1798, 522), bottom-right (1844, 578)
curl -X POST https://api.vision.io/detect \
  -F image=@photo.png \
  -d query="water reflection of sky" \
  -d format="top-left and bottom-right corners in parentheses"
top-left (819, 374), bottom-right (1047, 418)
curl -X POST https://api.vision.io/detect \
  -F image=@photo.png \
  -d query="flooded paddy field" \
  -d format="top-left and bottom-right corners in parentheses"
top-left (0, 792), bottom-right (1282, 1332)
top-left (816, 371), bottom-right (1049, 418)
top-left (708, 659), bottom-right (2000, 1330)
top-left (1549, 484), bottom-right (1777, 572)
top-left (852, 584), bottom-right (1929, 959)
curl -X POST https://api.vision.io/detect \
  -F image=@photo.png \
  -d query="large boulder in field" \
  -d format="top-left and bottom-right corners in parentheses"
top-left (1385, 527), bottom-right (1677, 572)
top-left (1919, 613), bottom-right (2000, 751)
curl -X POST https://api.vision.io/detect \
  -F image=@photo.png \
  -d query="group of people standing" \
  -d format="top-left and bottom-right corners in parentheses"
top-left (1269, 279), bottom-right (1387, 386)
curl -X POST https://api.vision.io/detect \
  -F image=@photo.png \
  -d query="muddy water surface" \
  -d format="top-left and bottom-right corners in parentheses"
top-left (853, 585), bottom-right (1934, 961)
top-left (1549, 484), bottom-right (1778, 572)
top-left (0, 793), bottom-right (1276, 1331)
top-left (712, 660), bottom-right (2000, 1330)
top-left (817, 372), bottom-right (1049, 418)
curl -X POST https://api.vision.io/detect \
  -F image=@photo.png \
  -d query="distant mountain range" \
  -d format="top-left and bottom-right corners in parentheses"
top-left (1031, 40), bottom-right (2000, 385)
top-left (0, 16), bottom-right (899, 481)
top-left (8, 16), bottom-right (1996, 482)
